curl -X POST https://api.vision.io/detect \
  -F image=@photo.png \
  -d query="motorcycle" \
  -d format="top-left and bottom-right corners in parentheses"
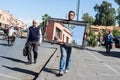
top-left (8, 35), bottom-right (16, 46)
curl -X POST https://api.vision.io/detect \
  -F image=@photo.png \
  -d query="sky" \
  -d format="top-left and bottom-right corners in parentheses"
top-left (0, 0), bottom-right (119, 26)
top-left (71, 26), bottom-right (85, 45)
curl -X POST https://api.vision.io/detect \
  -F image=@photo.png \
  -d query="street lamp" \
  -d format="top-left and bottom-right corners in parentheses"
top-left (76, 0), bottom-right (80, 21)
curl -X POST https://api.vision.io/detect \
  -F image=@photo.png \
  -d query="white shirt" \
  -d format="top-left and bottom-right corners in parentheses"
top-left (8, 27), bottom-right (16, 37)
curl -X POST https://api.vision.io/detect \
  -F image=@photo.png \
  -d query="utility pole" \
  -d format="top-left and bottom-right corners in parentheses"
top-left (76, 0), bottom-right (80, 21)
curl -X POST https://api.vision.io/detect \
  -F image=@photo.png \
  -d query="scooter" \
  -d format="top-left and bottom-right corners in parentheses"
top-left (8, 36), bottom-right (15, 46)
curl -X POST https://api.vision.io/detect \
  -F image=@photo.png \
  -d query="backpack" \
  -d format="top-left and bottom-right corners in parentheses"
top-left (106, 34), bottom-right (112, 42)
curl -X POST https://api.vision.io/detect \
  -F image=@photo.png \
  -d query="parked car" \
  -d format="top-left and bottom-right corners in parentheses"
top-left (0, 27), bottom-right (4, 35)
top-left (21, 30), bottom-right (27, 38)
top-left (114, 36), bottom-right (120, 48)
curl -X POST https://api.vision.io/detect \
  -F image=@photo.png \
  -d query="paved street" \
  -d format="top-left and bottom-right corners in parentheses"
top-left (37, 46), bottom-right (120, 80)
top-left (0, 37), bottom-right (58, 80)
top-left (1, 37), bottom-right (120, 80)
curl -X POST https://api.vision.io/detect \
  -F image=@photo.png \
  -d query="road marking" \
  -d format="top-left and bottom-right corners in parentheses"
top-left (0, 73), bottom-right (20, 80)
top-left (85, 50), bottom-right (120, 76)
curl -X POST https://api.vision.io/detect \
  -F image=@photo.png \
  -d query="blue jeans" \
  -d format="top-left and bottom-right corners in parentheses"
top-left (59, 45), bottom-right (72, 71)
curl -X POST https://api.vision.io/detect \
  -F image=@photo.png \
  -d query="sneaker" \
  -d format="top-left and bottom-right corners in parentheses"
top-left (58, 71), bottom-right (64, 76)
top-left (26, 61), bottom-right (32, 65)
top-left (64, 69), bottom-right (69, 73)
top-left (34, 59), bottom-right (37, 64)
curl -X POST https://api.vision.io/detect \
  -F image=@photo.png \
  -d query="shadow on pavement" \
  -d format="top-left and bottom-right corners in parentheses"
top-left (0, 43), bottom-right (9, 46)
top-left (0, 38), bottom-right (9, 46)
top-left (0, 38), bottom-right (4, 40)
top-left (43, 68), bottom-right (59, 75)
top-left (2, 65), bottom-right (38, 79)
top-left (0, 56), bottom-right (27, 64)
top-left (86, 48), bottom-right (120, 58)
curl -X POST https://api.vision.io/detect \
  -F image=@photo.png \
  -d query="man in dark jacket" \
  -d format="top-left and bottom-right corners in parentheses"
top-left (105, 30), bottom-right (113, 54)
top-left (26, 20), bottom-right (42, 64)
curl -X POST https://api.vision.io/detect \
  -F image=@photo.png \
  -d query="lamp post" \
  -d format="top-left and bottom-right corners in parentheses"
top-left (76, 0), bottom-right (80, 21)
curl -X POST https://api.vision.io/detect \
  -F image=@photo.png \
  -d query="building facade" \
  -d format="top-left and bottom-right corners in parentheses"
top-left (91, 25), bottom-right (120, 35)
top-left (0, 9), bottom-right (26, 29)
top-left (45, 21), bottom-right (72, 43)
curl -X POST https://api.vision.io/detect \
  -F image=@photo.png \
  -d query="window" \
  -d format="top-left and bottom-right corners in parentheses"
top-left (0, 14), bottom-right (2, 19)
top-left (0, 23), bottom-right (1, 26)
top-left (66, 37), bottom-right (69, 43)
top-left (3, 17), bottom-right (5, 20)
top-left (63, 34), bottom-right (65, 41)
top-left (55, 27), bottom-right (61, 39)
top-left (7, 18), bottom-right (10, 22)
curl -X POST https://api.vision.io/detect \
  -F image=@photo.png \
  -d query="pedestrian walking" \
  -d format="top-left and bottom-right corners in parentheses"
top-left (3, 26), bottom-right (9, 39)
top-left (26, 20), bottom-right (42, 64)
top-left (8, 26), bottom-right (16, 46)
top-left (58, 11), bottom-right (75, 76)
top-left (105, 30), bottom-right (113, 54)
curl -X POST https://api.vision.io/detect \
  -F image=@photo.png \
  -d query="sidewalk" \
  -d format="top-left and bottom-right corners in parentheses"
top-left (36, 48), bottom-right (87, 80)
top-left (36, 47), bottom-right (120, 80)
top-left (0, 38), bottom-right (59, 80)
top-left (1, 38), bottom-right (120, 80)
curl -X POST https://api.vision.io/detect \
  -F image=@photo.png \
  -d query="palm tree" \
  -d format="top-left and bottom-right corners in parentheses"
top-left (40, 14), bottom-right (51, 40)
top-left (40, 14), bottom-right (51, 27)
